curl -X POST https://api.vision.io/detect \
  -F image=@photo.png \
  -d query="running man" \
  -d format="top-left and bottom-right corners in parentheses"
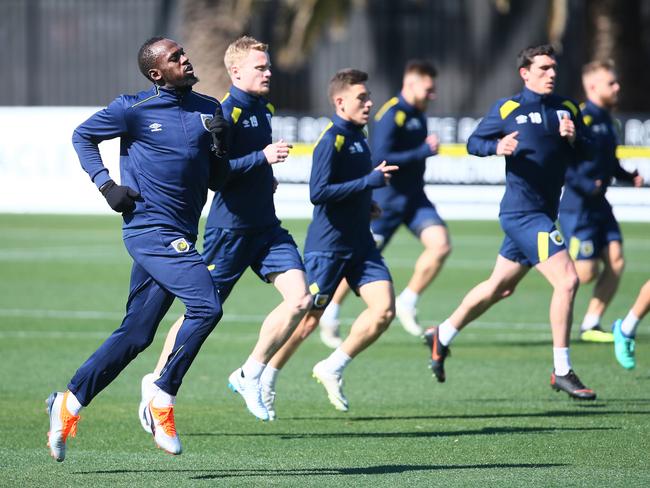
top-left (424, 44), bottom-right (597, 400)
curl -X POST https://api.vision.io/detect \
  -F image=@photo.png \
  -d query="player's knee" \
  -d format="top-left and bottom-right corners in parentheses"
top-left (578, 265), bottom-right (598, 284)
top-left (436, 241), bottom-right (452, 261)
top-left (299, 313), bottom-right (320, 338)
top-left (371, 302), bottom-right (395, 331)
top-left (202, 299), bottom-right (223, 325)
top-left (286, 292), bottom-right (312, 318)
top-left (609, 255), bottom-right (625, 276)
top-left (558, 273), bottom-right (580, 296)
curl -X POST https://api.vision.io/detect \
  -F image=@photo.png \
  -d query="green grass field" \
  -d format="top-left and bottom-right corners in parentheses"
top-left (1, 215), bottom-right (649, 487)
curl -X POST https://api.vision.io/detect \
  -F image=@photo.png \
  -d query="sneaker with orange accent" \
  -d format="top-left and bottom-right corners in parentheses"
top-left (550, 370), bottom-right (597, 400)
top-left (46, 391), bottom-right (80, 462)
top-left (144, 401), bottom-right (182, 455)
top-left (424, 326), bottom-right (450, 383)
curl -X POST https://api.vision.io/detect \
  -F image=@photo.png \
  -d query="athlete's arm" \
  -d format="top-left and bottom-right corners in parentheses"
top-left (372, 113), bottom-right (434, 165)
top-left (466, 102), bottom-right (503, 156)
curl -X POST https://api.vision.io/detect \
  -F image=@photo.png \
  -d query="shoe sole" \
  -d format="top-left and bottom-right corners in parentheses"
top-left (45, 392), bottom-right (64, 462)
top-left (551, 384), bottom-right (597, 400)
top-left (227, 381), bottom-right (269, 421)
top-left (312, 372), bottom-right (349, 412)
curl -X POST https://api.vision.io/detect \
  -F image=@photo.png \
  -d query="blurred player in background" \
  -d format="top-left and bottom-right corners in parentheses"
top-left (47, 37), bottom-right (230, 460)
top-left (260, 69), bottom-right (398, 415)
top-left (140, 36), bottom-right (311, 424)
top-left (612, 280), bottom-right (650, 369)
top-left (319, 60), bottom-right (449, 346)
top-left (558, 60), bottom-right (644, 343)
top-left (424, 44), bottom-right (597, 400)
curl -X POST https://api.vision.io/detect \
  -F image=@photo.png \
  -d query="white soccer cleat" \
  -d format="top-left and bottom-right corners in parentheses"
top-left (312, 361), bottom-right (349, 412)
top-left (319, 318), bottom-right (343, 349)
top-left (139, 373), bottom-right (160, 434)
top-left (228, 368), bottom-right (269, 421)
top-left (46, 391), bottom-right (80, 462)
top-left (261, 385), bottom-right (277, 421)
top-left (143, 400), bottom-right (182, 455)
top-left (395, 299), bottom-right (423, 336)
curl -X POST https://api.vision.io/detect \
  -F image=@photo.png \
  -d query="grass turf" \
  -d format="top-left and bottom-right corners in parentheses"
top-left (0, 214), bottom-right (649, 487)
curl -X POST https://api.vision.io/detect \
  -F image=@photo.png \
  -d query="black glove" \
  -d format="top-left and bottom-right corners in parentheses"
top-left (99, 180), bottom-right (140, 213)
top-left (206, 104), bottom-right (230, 157)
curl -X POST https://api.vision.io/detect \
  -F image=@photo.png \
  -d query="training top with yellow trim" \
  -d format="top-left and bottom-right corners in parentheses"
top-left (72, 85), bottom-right (223, 240)
top-left (304, 114), bottom-right (387, 254)
top-left (206, 85), bottom-right (279, 231)
top-left (559, 99), bottom-right (637, 213)
top-left (371, 93), bottom-right (436, 209)
top-left (467, 86), bottom-right (592, 217)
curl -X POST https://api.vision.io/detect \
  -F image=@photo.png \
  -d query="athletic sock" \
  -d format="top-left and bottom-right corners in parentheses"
top-left (580, 313), bottom-right (601, 332)
top-left (260, 365), bottom-right (280, 390)
top-left (242, 356), bottom-right (266, 381)
top-left (323, 348), bottom-right (352, 376)
top-left (321, 302), bottom-right (340, 325)
top-left (152, 389), bottom-right (176, 408)
top-left (398, 288), bottom-right (419, 309)
top-left (437, 319), bottom-right (459, 346)
top-left (65, 391), bottom-right (83, 416)
top-left (621, 311), bottom-right (640, 338)
top-left (553, 347), bottom-right (571, 376)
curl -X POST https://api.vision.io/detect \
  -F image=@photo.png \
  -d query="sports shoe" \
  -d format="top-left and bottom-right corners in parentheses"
top-left (580, 326), bottom-right (614, 343)
top-left (261, 385), bottom-right (277, 421)
top-left (312, 360), bottom-right (349, 412)
top-left (612, 319), bottom-right (636, 370)
top-left (227, 368), bottom-right (269, 421)
top-left (46, 391), bottom-right (80, 462)
top-left (424, 326), bottom-right (450, 383)
top-left (319, 318), bottom-right (343, 349)
top-left (550, 370), bottom-right (596, 400)
top-left (143, 400), bottom-right (182, 455)
top-left (139, 373), bottom-right (160, 434)
top-left (395, 299), bottom-right (423, 336)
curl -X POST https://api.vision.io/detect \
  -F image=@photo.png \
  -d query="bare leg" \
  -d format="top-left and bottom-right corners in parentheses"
top-left (154, 315), bottom-right (184, 376)
top-left (406, 225), bottom-right (451, 294)
top-left (586, 241), bottom-right (625, 318)
top-left (631, 280), bottom-right (650, 320)
top-left (268, 310), bottom-right (323, 370)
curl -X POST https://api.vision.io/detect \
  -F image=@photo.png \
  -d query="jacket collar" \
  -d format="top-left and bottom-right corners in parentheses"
top-left (228, 85), bottom-right (266, 109)
top-left (332, 113), bottom-right (365, 135)
top-left (520, 86), bottom-right (549, 103)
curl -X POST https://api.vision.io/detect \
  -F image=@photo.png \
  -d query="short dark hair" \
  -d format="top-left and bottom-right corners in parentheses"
top-left (517, 44), bottom-right (555, 70)
top-left (328, 68), bottom-right (368, 102)
top-left (404, 59), bottom-right (437, 78)
top-left (138, 36), bottom-right (166, 81)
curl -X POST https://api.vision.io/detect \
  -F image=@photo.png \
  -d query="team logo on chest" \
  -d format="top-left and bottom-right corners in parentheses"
top-left (200, 113), bottom-right (214, 132)
top-left (149, 122), bottom-right (163, 132)
top-left (242, 115), bottom-right (259, 128)
top-left (405, 118), bottom-right (422, 130)
top-left (349, 141), bottom-right (365, 154)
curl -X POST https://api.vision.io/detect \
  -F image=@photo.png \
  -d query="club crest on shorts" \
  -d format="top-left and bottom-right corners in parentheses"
top-left (549, 230), bottom-right (564, 246)
top-left (313, 294), bottom-right (330, 308)
top-left (200, 114), bottom-right (213, 132)
top-left (171, 238), bottom-right (190, 253)
top-left (580, 240), bottom-right (594, 257)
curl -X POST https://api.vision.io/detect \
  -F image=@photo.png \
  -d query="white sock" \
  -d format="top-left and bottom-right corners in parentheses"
top-left (65, 391), bottom-right (83, 416)
top-left (260, 365), bottom-right (280, 390)
top-left (398, 288), bottom-right (419, 309)
top-left (324, 348), bottom-right (352, 376)
top-left (553, 347), bottom-right (572, 376)
top-left (152, 389), bottom-right (176, 407)
top-left (621, 311), bottom-right (640, 337)
top-left (580, 313), bottom-right (601, 332)
top-left (242, 356), bottom-right (266, 381)
top-left (321, 302), bottom-right (340, 325)
top-left (437, 319), bottom-right (459, 346)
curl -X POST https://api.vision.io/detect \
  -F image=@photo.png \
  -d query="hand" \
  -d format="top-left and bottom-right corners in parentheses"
top-left (631, 170), bottom-right (644, 187)
top-left (370, 200), bottom-right (382, 220)
top-left (425, 134), bottom-right (439, 153)
top-left (496, 131), bottom-right (518, 156)
top-left (100, 180), bottom-right (141, 213)
top-left (206, 105), bottom-right (230, 157)
top-left (273, 177), bottom-right (279, 193)
top-left (263, 139), bottom-right (293, 164)
top-left (373, 160), bottom-right (399, 186)
top-left (591, 179), bottom-right (603, 196)
top-left (559, 113), bottom-right (575, 143)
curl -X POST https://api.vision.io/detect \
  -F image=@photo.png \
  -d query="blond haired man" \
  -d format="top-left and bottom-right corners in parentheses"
top-left (139, 36), bottom-right (311, 423)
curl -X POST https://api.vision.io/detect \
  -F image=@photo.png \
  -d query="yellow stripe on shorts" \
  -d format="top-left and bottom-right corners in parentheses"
top-left (537, 232), bottom-right (549, 263)
top-left (568, 237), bottom-right (580, 260)
top-left (309, 282), bottom-right (320, 295)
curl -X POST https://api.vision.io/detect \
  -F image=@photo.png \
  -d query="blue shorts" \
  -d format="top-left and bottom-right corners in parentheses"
top-left (303, 247), bottom-right (392, 309)
top-left (499, 212), bottom-right (566, 267)
top-left (202, 225), bottom-right (304, 301)
top-left (559, 207), bottom-right (622, 260)
top-left (371, 193), bottom-right (446, 250)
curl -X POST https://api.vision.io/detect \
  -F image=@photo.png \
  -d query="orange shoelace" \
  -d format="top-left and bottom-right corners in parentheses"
top-left (150, 404), bottom-right (177, 437)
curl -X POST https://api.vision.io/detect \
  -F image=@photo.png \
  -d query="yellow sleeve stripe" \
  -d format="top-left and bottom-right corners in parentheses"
top-left (499, 100), bottom-right (520, 119)
top-left (375, 97), bottom-right (399, 121)
top-left (569, 237), bottom-right (580, 260)
top-left (266, 102), bottom-right (275, 115)
top-left (309, 282), bottom-right (320, 295)
top-left (562, 100), bottom-right (578, 118)
top-left (537, 232), bottom-right (549, 263)
top-left (231, 106), bottom-right (242, 124)
top-left (335, 134), bottom-right (345, 152)
top-left (582, 115), bottom-right (593, 127)
top-left (313, 121), bottom-right (333, 149)
top-left (394, 110), bottom-right (407, 127)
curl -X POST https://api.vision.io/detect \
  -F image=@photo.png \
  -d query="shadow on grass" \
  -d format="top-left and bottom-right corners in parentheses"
top-left (187, 426), bottom-right (615, 439)
top-left (75, 462), bottom-right (569, 479)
